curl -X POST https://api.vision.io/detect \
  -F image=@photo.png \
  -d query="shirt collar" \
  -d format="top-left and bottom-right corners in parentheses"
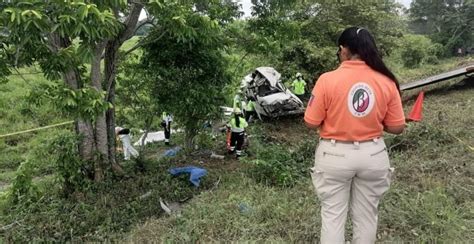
top-left (339, 60), bottom-right (369, 69)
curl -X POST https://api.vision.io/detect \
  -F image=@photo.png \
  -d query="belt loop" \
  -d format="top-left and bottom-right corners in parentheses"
top-left (353, 141), bottom-right (360, 149)
top-left (331, 139), bottom-right (336, 146)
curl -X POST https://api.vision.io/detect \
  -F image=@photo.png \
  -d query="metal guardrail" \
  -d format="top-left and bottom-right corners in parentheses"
top-left (400, 64), bottom-right (474, 91)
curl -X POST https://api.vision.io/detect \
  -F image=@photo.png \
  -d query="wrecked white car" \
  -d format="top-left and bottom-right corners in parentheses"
top-left (241, 67), bottom-right (305, 118)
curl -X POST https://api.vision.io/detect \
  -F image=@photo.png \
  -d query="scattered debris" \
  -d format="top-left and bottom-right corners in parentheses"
top-left (139, 191), bottom-right (152, 200)
top-left (210, 152), bottom-right (225, 159)
top-left (159, 198), bottom-right (183, 215)
top-left (164, 146), bottom-right (182, 157)
top-left (159, 198), bottom-right (172, 215)
top-left (238, 202), bottom-right (253, 214)
top-left (134, 129), bottom-right (180, 146)
top-left (169, 166), bottom-right (207, 187)
top-left (209, 177), bottom-right (221, 192)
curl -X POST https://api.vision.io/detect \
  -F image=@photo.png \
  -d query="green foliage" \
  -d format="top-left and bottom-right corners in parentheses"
top-left (1, 157), bottom-right (216, 242)
top-left (142, 4), bottom-right (232, 147)
top-left (116, 53), bottom-right (158, 130)
top-left (48, 133), bottom-right (90, 196)
top-left (236, 0), bottom-right (405, 80)
top-left (385, 123), bottom-right (453, 153)
top-left (1, 1), bottom-right (121, 67)
top-left (29, 82), bottom-right (111, 120)
top-left (245, 140), bottom-right (316, 187)
top-left (8, 160), bottom-right (38, 205)
top-left (409, 0), bottom-right (474, 54)
top-left (194, 131), bottom-right (215, 150)
top-left (399, 34), bottom-right (444, 68)
top-left (280, 41), bottom-right (338, 82)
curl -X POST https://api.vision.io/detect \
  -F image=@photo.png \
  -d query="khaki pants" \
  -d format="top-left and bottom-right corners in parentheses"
top-left (311, 139), bottom-right (393, 244)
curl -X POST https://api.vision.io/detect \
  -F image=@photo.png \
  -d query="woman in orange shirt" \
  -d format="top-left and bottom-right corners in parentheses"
top-left (304, 27), bottom-right (405, 244)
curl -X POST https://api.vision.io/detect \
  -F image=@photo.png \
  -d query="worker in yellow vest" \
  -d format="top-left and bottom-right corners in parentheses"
top-left (233, 91), bottom-right (243, 110)
top-left (244, 97), bottom-right (257, 122)
top-left (291, 73), bottom-right (307, 98)
top-left (227, 108), bottom-right (248, 158)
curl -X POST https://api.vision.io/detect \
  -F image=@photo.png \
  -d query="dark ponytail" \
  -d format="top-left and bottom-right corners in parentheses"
top-left (234, 113), bottom-right (240, 127)
top-left (337, 27), bottom-right (400, 93)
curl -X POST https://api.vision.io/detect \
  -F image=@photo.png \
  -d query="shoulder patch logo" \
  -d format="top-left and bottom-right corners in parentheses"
top-left (347, 82), bottom-right (375, 117)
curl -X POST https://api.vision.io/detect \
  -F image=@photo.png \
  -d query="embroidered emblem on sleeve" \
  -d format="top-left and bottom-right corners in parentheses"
top-left (308, 95), bottom-right (314, 107)
top-left (347, 82), bottom-right (375, 117)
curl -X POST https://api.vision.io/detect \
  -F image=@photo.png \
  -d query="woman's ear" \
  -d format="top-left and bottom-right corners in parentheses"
top-left (340, 46), bottom-right (354, 61)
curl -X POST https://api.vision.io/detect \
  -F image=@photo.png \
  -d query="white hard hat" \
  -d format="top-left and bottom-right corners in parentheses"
top-left (296, 72), bottom-right (302, 77)
top-left (233, 108), bottom-right (242, 114)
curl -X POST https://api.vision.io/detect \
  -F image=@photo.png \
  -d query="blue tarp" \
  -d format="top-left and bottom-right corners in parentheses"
top-left (169, 166), bottom-right (207, 187)
top-left (164, 146), bottom-right (182, 157)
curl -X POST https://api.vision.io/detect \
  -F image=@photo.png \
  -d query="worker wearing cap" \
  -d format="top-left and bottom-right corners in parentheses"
top-left (291, 73), bottom-right (307, 98)
top-left (227, 108), bottom-right (248, 158)
top-left (161, 112), bottom-right (173, 145)
top-left (304, 27), bottom-right (405, 243)
top-left (115, 127), bottom-right (139, 160)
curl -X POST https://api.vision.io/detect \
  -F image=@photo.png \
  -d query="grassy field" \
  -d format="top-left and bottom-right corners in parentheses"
top-left (0, 35), bottom-right (142, 193)
top-left (126, 72), bottom-right (473, 242)
top-left (0, 67), bottom-right (71, 193)
top-left (0, 56), bottom-right (472, 242)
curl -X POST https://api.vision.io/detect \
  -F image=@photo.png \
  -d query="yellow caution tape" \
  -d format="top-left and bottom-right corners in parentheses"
top-left (0, 121), bottom-right (74, 139)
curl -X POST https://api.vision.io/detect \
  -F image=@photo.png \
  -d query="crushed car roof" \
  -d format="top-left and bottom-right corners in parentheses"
top-left (255, 67), bottom-right (281, 87)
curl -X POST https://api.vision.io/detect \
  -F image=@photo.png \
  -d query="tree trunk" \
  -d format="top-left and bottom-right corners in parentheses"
top-left (64, 70), bottom-right (96, 166)
top-left (185, 129), bottom-right (197, 150)
top-left (104, 2), bottom-right (143, 173)
top-left (91, 43), bottom-right (109, 181)
top-left (104, 40), bottom-right (124, 175)
top-left (53, 35), bottom-right (98, 179)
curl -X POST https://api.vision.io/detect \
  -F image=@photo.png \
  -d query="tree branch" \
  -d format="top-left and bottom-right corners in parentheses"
top-left (134, 17), bottom-right (155, 34)
top-left (13, 68), bottom-right (31, 84)
top-left (122, 30), bottom-right (166, 56)
top-left (118, 2), bottom-right (144, 44)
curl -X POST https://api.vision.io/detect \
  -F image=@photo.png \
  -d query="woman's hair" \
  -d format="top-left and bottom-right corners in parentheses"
top-left (337, 27), bottom-right (400, 92)
top-left (234, 113), bottom-right (240, 127)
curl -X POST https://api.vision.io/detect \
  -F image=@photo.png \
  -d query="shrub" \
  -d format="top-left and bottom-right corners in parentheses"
top-left (47, 133), bottom-right (91, 196)
top-left (245, 140), bottom-right (316, 187)
top-left (385, 123), bottom-right (453, 153)
top-left (279, 40), bottom-right (338, 82)
top-left (399, 34), bottom-right (444, 68)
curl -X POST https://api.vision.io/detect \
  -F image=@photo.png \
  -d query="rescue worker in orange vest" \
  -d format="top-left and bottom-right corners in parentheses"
top-left (227, 108), bottom-right (248, 158)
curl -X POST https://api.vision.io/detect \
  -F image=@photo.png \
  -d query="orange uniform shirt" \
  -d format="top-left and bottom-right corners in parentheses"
top-left (304, 60), bottom-right (405, 141)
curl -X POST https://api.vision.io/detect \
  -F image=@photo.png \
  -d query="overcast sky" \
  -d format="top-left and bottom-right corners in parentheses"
top-left (140, 1), bottom-right (413, 20)
top-left (239, 0), bottom-right (413, 18)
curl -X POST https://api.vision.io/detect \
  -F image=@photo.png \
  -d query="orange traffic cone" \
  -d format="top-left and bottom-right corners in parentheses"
top-left (408, 91), bottom-right (424, 122)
